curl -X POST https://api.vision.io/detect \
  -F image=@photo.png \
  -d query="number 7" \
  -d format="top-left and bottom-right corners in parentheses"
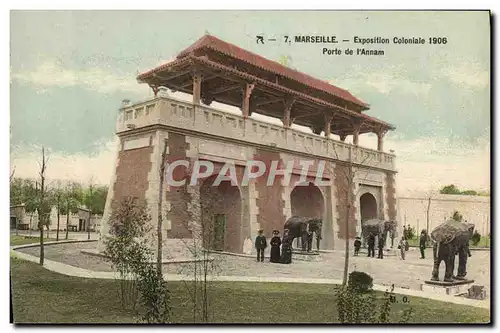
top-left (284, 36), bottom-right (289, 43)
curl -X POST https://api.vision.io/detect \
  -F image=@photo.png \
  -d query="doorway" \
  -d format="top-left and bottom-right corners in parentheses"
top-left (213, 214), bottom-right (226, 251)
top-left (10, 217), bottom-right (17, 229)
top-left (78, 219), bottom-right (85, 231)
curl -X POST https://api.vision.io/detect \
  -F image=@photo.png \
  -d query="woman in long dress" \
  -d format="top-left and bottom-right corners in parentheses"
top-left (270, 230), bottom-right (282, 263)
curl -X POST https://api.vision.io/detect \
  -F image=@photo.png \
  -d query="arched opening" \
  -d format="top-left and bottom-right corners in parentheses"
top-left (200, 175), bottom-right (242, 252)
top-left (360, 192), bottom-right (378, 222)
top-left (290, 182), bottom-right (324, 248)
top-left (359, 192), bottom-right (378, 247)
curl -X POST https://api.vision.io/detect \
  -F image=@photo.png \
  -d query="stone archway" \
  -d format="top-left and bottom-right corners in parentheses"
top-left (290, 182), bottom-right (325, 248)
top-left (200, 175), bottom-right (242, 253)
top-left (360, 192), bottom-right (378, 222)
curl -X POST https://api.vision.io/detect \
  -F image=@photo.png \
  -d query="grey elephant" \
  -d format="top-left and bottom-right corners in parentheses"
top-left (283, 216), bottom-right (322, 252)
top-left (361, 219), bottom-right (396, 247)
top-left (430, 220), bottom-right (475, 282)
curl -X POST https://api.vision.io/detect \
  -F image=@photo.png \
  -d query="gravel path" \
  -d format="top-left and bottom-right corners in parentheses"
top-left (15, 242), bottom-right (490, 294)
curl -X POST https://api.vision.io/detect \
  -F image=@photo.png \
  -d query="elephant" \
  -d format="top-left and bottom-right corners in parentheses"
top-left (282, 216), bottom-right (322, 252)
top-left (430, 220), bottom-right (475, 282)
top-left (454, 223), bottom-right (475, 280)
top-left (361, 219), bottom-right (397, 248)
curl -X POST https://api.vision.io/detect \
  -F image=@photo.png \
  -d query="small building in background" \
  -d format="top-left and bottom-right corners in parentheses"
top-left (9, 204), bottom-right (102, 232)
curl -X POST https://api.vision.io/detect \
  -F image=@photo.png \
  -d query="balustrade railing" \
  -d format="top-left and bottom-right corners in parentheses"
top-left (117, 96), bottom-right (396, 171)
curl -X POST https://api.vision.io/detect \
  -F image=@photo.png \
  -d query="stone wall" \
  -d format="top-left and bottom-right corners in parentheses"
top-left (101, 127), bottom-right (399, 254)
top-left (334, 164), bottom-right (357, 241)
top-left (398, 194), bottom-right (490, 236)
top-left (253, 149), bottom-right (286, 239)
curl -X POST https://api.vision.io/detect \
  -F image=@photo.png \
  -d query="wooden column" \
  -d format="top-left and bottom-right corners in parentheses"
top-left (192, 71), bottom-right (202, 105)
top-left (150, 85), bottom-right (159, 97)
top-left (352, 120), bottom-right (362, 146)
top-left (376, 128), bottom-right (388, 152)
top-left (324, 113), bottom-right (333, 138)
top-left (241, 83), bottom-right (255, 118)
top-left (248, 96), bottom-right (257, 117)
top-left (283, 97), bottom-right (295, 128)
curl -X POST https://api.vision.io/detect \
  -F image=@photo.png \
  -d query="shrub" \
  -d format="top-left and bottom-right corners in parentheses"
top-left (104, 197), bottom-right (152, 311)
top-left (348, 271), bottom-right (373, 293)
top-left (104, 197), bottom-right (171, 323)
top-left (336, 284), bottom-right (413, 323)
top-left (405, 226), bottom-right (415, 240)
top-left (471, 231), bottom-right (481, 246)
top-left (135, 263), bottom-right (171, 323)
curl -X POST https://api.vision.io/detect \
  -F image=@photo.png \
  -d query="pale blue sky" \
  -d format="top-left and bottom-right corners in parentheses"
top-left (10, 10), bottom-right (490, 193)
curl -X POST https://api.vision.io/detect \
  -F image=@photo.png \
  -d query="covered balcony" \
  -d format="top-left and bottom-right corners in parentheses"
top-left (119, 34), bottom-right (396, 172)
top-left (117, 95), bottom-right (396, 171)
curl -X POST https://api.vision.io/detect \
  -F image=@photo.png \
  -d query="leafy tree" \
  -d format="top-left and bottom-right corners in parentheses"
top-left (10, 178), bottom-right (38, 212)
top-left (440, 184), bottom-right (461, 195)
top-left (104, 197), bottom-right (171, 323)
top-left (440, 184), bottom-right (487, 196)
top-left (83, 185), bottom-right (107, 215)
top-left (10, 178), bottom-right (24, 206)
top-left (471, 231), bottom-right (481, 246)
top-left (405, 225), bottom-right (416, 240)
top-left (62, 182), bottom-right (84, 239)
top-left (59, 182), bottom-right (84, 215)
top-left (104, 197), bottom-right (151, 310)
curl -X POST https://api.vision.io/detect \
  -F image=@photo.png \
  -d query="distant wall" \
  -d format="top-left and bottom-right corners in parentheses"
top-left (397, 194), bottom-right (490, 236)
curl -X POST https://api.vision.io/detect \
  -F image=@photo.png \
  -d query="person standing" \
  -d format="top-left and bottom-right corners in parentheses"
top-left (419, 230), bottom-right (427, 259)
top-left (280, 229), bottom-right (292, 264)
top-left (306, 230), bottom-right (313, 252)
top-left (269, 230), bottom-right (281, 263)
top-left (403, 225), bottom-right (408, 240)
top-left (367, 233), bottom-right (376, 258)
top-left (377, 234), bottom-right (386, 259)
top-left (255, 229), bottom-right (267, 262)
top-left (398, 237), bottom-right (408, 260)
top-left (354, 236), bottom-right (362, 256)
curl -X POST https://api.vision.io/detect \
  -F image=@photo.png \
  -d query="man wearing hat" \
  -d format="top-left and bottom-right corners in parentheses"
top-left (255, 229), bottom-right (267, 262)
top-left (269, 230), bottom-right (282, 263)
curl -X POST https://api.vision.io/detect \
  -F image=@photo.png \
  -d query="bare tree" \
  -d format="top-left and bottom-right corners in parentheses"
top-left (306, 131), bottom-right (376, 286)
top-left (325, 145), bottom-right (367, 286)
top-left (176, 179), bottom-right (227, 323)
top-left (425, 193), bottom-right (433, 235)
top-left (421, 188), bottom-right (437, 244)
top-left (157, 139), bottom-right (168, 275)
top-left (53, 181), bottom-right (64, 241)
top-left (84, 177), bottom-right (96, 240)
top-left (88, 183), bottom-right (94, 240)
top-left (37, 147), bottom-right (49, 266)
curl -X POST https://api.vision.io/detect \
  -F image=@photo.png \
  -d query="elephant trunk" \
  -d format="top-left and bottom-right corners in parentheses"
top-left (434, 242), bottom-right (440, 259)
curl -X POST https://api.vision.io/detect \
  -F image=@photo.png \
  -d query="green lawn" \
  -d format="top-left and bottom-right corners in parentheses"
top-left (407, 237), bottom-right (490, 248)
top-left (10, 257), bottom-right (490, 324)
top-left (10, 235), bottom-right (56, 246)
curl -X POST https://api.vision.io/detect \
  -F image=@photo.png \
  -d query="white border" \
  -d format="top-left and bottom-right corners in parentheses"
top-left (4, 4), bottom-right (496, 332)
